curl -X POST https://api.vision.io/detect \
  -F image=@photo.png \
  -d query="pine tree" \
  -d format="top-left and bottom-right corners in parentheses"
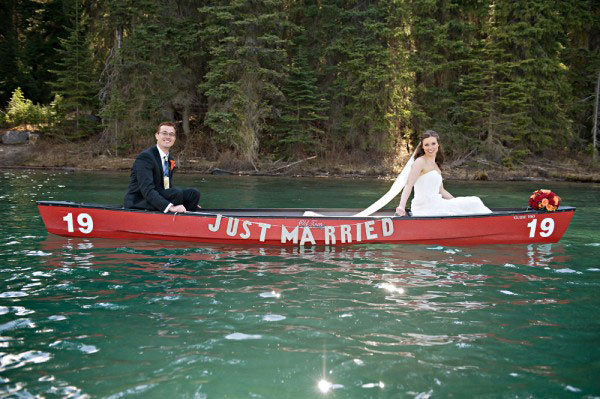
top-left (458, 0), bottom-right (573, 162)
top-left (0, 0), bottom-right (20, 107)
top-left (0, 0), bottom-right (71, 106)
top-left (404, 0), bottom-right (482, 154)
top-left (4, 87), bottom-right (32, 126)
top-left (560, 0), bottom-right (600, 151)
top-left (50, 0), bottom-right (99, 138)
top-left (97, 0), bottom-right (205, 151)
top-left (2, 0), bottom-right (596, 161)
top-left (272, 48), bottom-right (327, 158)
top-left (96, 0), bottom-right (170, 145)
top-left (199, 0), bottom-right (288, 163)
top-left (318, 0), bottom-right (403, 153)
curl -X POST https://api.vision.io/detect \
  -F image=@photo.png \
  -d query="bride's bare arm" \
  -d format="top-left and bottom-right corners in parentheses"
top-left (439, 184), bottom-right (454, 199)
top-left (396, 158), bottom-right (425, 216)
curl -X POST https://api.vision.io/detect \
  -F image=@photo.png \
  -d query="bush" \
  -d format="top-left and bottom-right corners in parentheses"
top-left (5, 87), bottom-right (41, 125)
top-left (2, 87), bottom-right (63, 127)
top-left (2, 87), bottom-right (67, 134)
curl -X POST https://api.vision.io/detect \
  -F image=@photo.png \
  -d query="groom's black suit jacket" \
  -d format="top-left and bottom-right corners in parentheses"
top-left (123, 146), bottom-right (174, 211)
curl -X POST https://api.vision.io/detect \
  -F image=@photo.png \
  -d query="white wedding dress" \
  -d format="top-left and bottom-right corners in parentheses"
top-left (410, 170), bottom-right (492, 217)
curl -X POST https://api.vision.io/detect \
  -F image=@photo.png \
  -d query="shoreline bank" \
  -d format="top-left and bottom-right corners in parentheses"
top-left (1, 142), bottom-right (599, 183)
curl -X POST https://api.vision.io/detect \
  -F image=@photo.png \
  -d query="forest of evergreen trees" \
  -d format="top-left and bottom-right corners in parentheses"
top-left (1, 0), bottom-right (599, 165)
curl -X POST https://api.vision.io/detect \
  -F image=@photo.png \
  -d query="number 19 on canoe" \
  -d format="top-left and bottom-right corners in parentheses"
top-left (63, 212), bottom-right (94, 234)
top-left (527, 217), bottom-right (554, 238)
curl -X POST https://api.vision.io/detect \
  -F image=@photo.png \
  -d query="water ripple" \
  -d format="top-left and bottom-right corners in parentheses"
top-left (105, 383), bottom-right (157, 399)
top-left (22, 250), bottom-right (51, 257)
top-left (49, 340), bottom-right (99, 354)
top-left (225, 333), bottom-right (263, 340)
top-left (0, 291), bottom-right (28, 298)
top-left (0, 318), bottom-right (36, 333)
top-left (356, 332), bottom-right (486, 348)
top-left (262, 314), bottom-right (286, 321)
top-left (0, 172), bottom-right (598, 398)
top-left (0, 350), bottom-right (51, 372)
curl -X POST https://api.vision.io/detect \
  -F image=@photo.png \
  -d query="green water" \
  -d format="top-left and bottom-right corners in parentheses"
top-left (1, 170), bottom-right (599, 398)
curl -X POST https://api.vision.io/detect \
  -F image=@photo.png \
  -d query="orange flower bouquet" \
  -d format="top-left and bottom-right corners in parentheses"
top-left (528, 189), bottom-right (560, 211)
top-left (169, 160), bottom-right (176, 171)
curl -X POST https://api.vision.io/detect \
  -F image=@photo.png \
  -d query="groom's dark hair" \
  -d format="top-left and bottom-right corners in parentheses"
top-left (414, 130), bottom-right (445, 167)
top-left (156, 122), bottom-right (177, 135)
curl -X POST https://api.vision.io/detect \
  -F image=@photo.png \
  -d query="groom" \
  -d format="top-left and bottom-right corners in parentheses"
top-left (123, 122), bottom-right (200, 213)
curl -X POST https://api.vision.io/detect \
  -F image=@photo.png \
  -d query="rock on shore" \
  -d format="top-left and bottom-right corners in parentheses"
top-left (1, 130), bottom-right (39, 145)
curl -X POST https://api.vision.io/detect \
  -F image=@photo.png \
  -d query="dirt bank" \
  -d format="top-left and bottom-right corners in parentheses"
top-left (1, 139), bottom-right (599, 183)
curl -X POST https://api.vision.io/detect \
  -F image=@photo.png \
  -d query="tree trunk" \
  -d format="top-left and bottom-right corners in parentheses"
top-left (593, 71), bottom-right (599, 161)
top-left (182, 102), bottom-right (190, 137)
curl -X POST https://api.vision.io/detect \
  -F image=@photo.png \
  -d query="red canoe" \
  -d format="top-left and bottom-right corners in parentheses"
top-left (37, 201), bottom-right (575, 246)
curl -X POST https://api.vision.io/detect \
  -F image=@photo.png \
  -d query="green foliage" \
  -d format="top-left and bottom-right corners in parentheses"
top-left (4, 88), bottom-right (35, 126)
top-left (199, 0), bottom-right (288, 162)
top-left (0, 0), bottom-right (72, 106)
top-left (489, 0), bottom-right (572, 151)
top-left (407, 0), bottom-right (474, 140)
top-left (99, 0), bottom-right (206, 148)
top-left (501, 148), bottom-right (532, 169)
top-left (271, 49), bottom-right (327, 157)
top-left (318, 0), bottom-right (404, 153)
top-left (412, 0), bottom-right (575, 157)
top-left (560, 0), bottom-right (600, 149)
top-left (2, 87), bottom-right (63, 129)
top-left (1, 0), bottom-right (598, 161)
top-left (49, 0), bottom-right (100, 139)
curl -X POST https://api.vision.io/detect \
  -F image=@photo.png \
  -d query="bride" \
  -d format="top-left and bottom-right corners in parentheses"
top-left (395, 130), bottom-right (492, 217)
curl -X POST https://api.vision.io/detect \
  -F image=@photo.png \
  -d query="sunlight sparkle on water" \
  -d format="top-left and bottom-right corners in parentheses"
top-left (362, 381), bottom-right (385, 389)
top-left (318, 379), bottom-right (332, 393)
top-left (259, 290), bottom-right (281, 298)
top-left (317, 379), bottom-right (343, 393)
top-left (378, 282), bottom-right (405, 294)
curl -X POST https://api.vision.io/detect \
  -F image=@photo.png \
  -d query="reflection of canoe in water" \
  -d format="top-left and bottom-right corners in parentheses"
top-left (37, 201), bottom-right (575, 247)
top-left (40, 235), bottom-right (569, 272)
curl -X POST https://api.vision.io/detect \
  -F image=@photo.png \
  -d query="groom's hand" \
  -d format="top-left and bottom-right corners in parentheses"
top-left (169, 204), bottom-right (187, 213)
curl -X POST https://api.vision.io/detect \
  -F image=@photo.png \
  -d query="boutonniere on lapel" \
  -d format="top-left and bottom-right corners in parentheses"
top-left (169, 160), bottom-right (176, 171)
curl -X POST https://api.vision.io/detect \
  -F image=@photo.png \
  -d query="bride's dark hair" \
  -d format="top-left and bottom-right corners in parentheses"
top-left (413, 130), bottom-right (444, 167)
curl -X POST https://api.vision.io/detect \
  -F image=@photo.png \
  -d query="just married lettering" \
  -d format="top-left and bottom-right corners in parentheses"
top-left (207, 214), bottom-right (395, 245)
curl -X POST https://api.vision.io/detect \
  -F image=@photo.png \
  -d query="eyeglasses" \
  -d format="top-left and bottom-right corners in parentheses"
top-left (159, 131), bottom-right (176, 137)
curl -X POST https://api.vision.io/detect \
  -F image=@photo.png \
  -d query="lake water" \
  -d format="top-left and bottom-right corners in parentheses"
top-left (1, 170), bottom-right (599, 398)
